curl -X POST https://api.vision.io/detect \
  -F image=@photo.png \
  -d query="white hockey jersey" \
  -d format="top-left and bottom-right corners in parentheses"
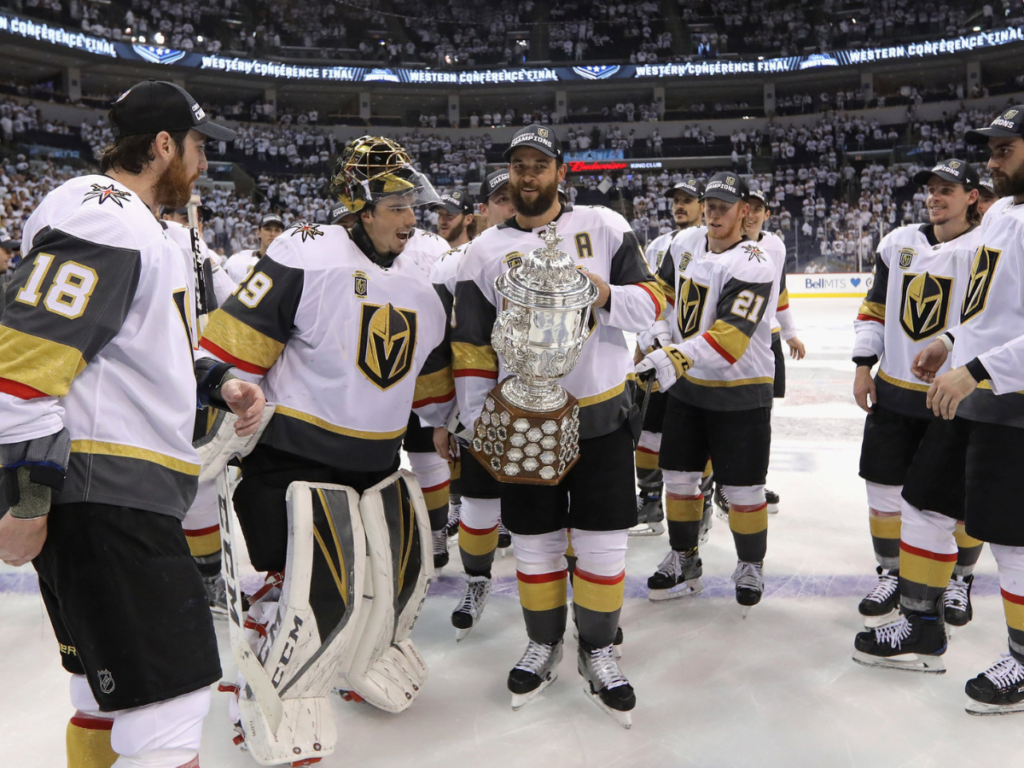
top-left (853, 223), bottom-right (980, 419)
top-left (404, 228), bottom-right (450, 276)
top-left (755, 230), bottom-right (796, 340)
top-left (644, 230), bottom-right (677, 273)
top-left (201, 222), bottom-right (453, 471)
top-left (0, 175), bottom-right (202, 518)
top-left (225, 249), bottom-right (259, 283)
top-left (160, 219), bottom-right (237, 327)
top-left (659, 227), bottom-right (778, 411)
top-left (947, 199), bottom-right (1024, 427)
top-left (452, 204), bottom-right (666, 438)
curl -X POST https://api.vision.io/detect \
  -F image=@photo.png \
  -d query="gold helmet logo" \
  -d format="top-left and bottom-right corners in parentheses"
top-left (900, 272), bottom-right (952, 341)
top-left (961, 245), bottom-right (1001, 324)
top-left (726, 176), bottom-right (736, 185)
top-left (898, 247), bottom-right (915, 269)
top-left (357, 302), bottom-right (418, 390)
top-left (1005, 109), bottom-right (1019, 119)
top-left (677, 278), bottom-right (709, 340)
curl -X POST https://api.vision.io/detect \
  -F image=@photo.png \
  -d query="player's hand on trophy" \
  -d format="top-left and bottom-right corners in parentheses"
top-left (638, 319), bottom-right (673, 354)
top-left (222, 379), bottom-right (267, 436)
top-left (911, 339), bottom-right (948, 383)
top-left (635, 345), bottom-right (692, 392)
top-left (927, 367), bottom-right (978, 420)
top-left (786, 336), bottom-right (806, 360)
top-left (583, 269), bottom-right (611, 308)
top-left (853, 366), bottom-right (877, 413)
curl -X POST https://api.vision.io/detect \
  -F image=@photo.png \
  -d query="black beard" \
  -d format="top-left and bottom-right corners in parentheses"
top-left (993, 163), bottom-right (1024, 198)
top-left (511, 178), bottom-right (559, 217)
top-left (444, 218), bottom-right (465, 244)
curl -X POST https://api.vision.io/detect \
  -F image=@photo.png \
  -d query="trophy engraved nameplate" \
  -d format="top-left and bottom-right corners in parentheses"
top-left (470, 222), bottom-right (598, 485)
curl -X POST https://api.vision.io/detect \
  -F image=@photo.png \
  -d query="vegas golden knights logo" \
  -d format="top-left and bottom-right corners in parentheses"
top-left (504, 251), bottom-right (523, 270)
top-left (898, 248), bottom-right (915, 269)
top-left (353, 270), bottom-right (368, 298)
top-left (899, 272), bottom-right (952, 341)
top-left (357, 302), bottom-right (417, 390)
top-left (961, 246), bottom-right (1001, 324)
top-left (677, 278), bottom-right (709, 339)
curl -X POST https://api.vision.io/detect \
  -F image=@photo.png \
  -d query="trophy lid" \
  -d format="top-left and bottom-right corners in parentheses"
top-left (495, 222), bottom-right (599, 310)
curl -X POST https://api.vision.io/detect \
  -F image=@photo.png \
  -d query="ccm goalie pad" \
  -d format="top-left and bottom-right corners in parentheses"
top-left (228, 480), bottom-right (367, 766)
top-left (195, 404), bottom-right (276, 482)
top-left (334, 469), bottom-right (434, 713)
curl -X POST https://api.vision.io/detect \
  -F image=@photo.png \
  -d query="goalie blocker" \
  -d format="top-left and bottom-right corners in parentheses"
top-left (223, 470), bottom-right (433, 766)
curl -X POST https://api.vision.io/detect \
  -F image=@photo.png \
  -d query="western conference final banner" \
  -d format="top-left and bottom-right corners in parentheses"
top-left (2, 12), bottom-right (1023, 85)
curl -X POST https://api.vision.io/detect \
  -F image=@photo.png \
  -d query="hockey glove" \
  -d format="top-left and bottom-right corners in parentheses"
top-left (0, 428), bottom-right (71, 519)
top-left (635, 346), bottom-right (693, 392)
top-left (637, 319), bottom-right (673, 354)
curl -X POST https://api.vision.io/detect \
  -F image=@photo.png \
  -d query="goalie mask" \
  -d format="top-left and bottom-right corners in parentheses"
top-left (332, 136), bottom-right (441, 213)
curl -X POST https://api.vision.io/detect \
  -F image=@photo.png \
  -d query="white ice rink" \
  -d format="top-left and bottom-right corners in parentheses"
top-left (2, 298), bottom-right (1022, 767)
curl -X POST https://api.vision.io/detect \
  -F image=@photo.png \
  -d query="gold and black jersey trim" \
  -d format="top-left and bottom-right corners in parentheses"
top-left (668, 376), bottom-right (774, 412)
top-left (873, 370), bottom-right (931, 420)
top-left (576, 377), bottom-right (636, 440)
top-left (857, 258), bottom-right (889, 324)
top-left (262, 406), bottom-right (406, 472)
top-left (956, 388), bottom-right (1024, 429)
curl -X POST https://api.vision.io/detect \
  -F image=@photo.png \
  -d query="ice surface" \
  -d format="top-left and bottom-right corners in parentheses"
top-left (3, 298), bottom-right (1021, 767)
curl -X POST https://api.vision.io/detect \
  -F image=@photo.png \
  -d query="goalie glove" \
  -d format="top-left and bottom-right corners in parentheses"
top-left (637, 319), bottom-right (673, 354)
top-left (635, 346), bottom-right (693, 392)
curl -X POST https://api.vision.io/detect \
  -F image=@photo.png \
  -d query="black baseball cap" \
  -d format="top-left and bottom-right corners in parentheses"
top-left (668, 178), bottom-right (705, 199)
top-left (259, 213), bottom-right (285, 229)
top-left (503, 124), bottom-right (563, 161)
top-left (966, 106), bottom-right (1024, 145)
top-left (110, 80), bottom-right (236, 141)
top-left (0, 228), bottom-right (20, 251)
top-left (702, 172), bottom-right (749, 204)
top-left (329, 201), bottom-right (356, 224)
top-left (745, 189), bottom-right (769, 206)
top-left (979, 179), bottom-right (997, 197)
top-left (432, 190), bottom-right (474, 216)
top-left (161, 204), bottom-right (213, 220)
top-left (912, 159), bottom-right (980, 189)
top-left (480, 169), bottom-right (510, 202)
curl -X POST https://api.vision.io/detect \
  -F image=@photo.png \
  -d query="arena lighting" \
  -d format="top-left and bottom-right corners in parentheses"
top-left (974, 26), bottom-right (982, 31)
top-left (154, 32), bottom-right (164, 44)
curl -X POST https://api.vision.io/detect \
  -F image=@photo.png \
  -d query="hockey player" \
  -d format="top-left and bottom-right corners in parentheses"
top-left (431, 190), bottom-right (476, 247)
top-left (431, 169), bottom-right (516, 639)
top-left (851, 160), bottom-right (983, 629)
top-left (223, 212), bottom-right (284, 283)
top-left (638, 173), bottom-right (778, 611)
top-left (0, 79), bottom-right (265, 768)
top-left (329, 199), bottom-right (359, 229)
top-left (633, 178), bottom-right (705, 537)
top-left (854, 108), bottom-right (1024, 715)
top-left (452, 125), bottom-right (665, 726)
top-left (977, 179), bottom-right (998, 216)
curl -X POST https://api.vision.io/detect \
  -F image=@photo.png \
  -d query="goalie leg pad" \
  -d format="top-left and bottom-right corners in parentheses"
top-left (195, 405), bottom-right (276, 482)
top-left (336, 470), bottom-right (433, 713)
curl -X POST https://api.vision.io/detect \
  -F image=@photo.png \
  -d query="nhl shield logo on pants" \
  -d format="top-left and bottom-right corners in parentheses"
top-left (98, 669), bottom-right (116, 694)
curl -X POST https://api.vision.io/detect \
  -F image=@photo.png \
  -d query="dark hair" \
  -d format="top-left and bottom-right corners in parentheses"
top-left (99, 129), bottom-right (188, 174)
top-left (466, 213), bottom-right (479, 240)
top-left (967, 199), bottom-right (981, 225)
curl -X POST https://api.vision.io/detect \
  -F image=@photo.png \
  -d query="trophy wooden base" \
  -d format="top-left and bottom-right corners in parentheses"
top-left (468, 383), bottom-right (581, 486)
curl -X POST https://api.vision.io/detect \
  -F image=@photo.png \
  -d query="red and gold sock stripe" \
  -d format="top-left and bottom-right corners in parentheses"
top-left (67, 712), bottom-right (116, 768)
top-left (729, 503), bottom-right (768, 535)
top-left (184, 524), bottom-right (221, 559)
top-left (635, 446), bottom-right (659, 471)
top-left (458, 521), bottom-right (498, 556)
top-left (1002, 589), bottom-right (1024, 634)
top-left (517, 569), bottom-right (568, 612)
top-left (869, 511), bottom-right (902, 541)
top-left (666, 493), bottom-right (703, 523)
top-left (954, 521), bottom-right (984, 551)
top-left (421, 480), bottom-right (450, 514)
top-left (899, 541), bottom-right (958, 590)
top-left (573, 568), bottom-right (625, 614)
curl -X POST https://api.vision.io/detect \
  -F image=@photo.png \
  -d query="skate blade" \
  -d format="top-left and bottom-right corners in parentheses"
top-left (628, 522), bottom-right (665, 537)
top-left (613, 644), bottom-right (622, 660)
top-left (767, 503), bottom-right (779, 515)
top-left (714, 507), bottom-right (729, 523)
top-left (511, 674), bottom-right (557, 711)
top-left (851, 650), bottom-right (946, 673)
top-left (965, 699), bottom-right (1024, 716)
top-left (455, 626), bottom-right (474, 642)
top-left (582, 687), bottom-right (632, 729)
top-left (741, 605), bottom-right (753, 619)
top-left (861, 609), bottom-right (900, 629)
top-left (698, 529), bottom-right (710, 545)
top-left (648, 578), bottom-right (703, 602)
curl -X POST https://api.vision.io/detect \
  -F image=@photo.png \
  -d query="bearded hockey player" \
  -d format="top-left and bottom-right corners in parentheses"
top-left (850, 160), bottom-right (983, 630)
top-left (638, 173), bottom-right (778, 613)
top-left (0, 79), bottom-right (266, 768)
top-left (199, 136), bottom-right (453, 760)
top-left (452, 125), bottom-right (666, 727)
top-left (431, 169), bottom-right (516, 639)
top-left (633, 177), bottom-right (705, 537)
top-left (853, 109), bottom-right (1024, 716)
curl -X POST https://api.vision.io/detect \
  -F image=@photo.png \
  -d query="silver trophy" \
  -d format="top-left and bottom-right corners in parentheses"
top-left (470, 222), bottom-right (598, 485)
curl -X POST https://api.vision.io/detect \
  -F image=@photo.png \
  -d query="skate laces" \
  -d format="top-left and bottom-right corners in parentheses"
top-left (874, 615), bottom-right (913, 649)
top-left (982, 653), bottom-right (1024, 691)
top-left (655, 549), bottom-right (683, 579)
top-left (732, 561), bottom-right (764, 591)
top-left (588, 643), bottom-right (629, 690)
top-left (446, 504), bottom-right (460, 529)
top-left (943, 576), bottom-right (970, 611)
top-left (514, 640), bottom-right (557, 675)
top-left (498, 520), bottom-right (510, 537)
top-left (432, 528), bottom-right (447, 554)
top-left (866, 569), bottom-right (899, 604)
top-left (457, 577), bottom-right (489, 615)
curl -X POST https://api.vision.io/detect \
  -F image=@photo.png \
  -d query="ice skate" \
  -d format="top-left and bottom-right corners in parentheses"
top-left (445, 501), bottom-right (461, 539)
top-left (859, 567), bottom-right (900, 628)
top-left (698, 494), bottom-right (713, 544)
top-left (451, 575), bottom-right (491, 641)
top-left (714, 484), bottom-right (730, 522)
top-left (733, 560), bottom-right (764, 617)
top-left (203, 572), bottom-right (229, 618)
top-left (965, 653), bottom-right (1024, 715)
top-left (943, 574), bottom-right (974, 628)
top-left (497, 518), bottom-right (512, 553)
top-left (853, 613), bottom-right (947, 673)
top-left (432, 528), bottom-right (449, 570)
top-left (508, 639), bottom-right (563, 710)
top-left (647, 548), bottom-right (703, 601)
top-left (572, 621), bottom-right (624, 659)
top-left (629, 492), bottom-right (666, 537)
top-left (765, 488), bottom-right (780, 515)
top-left (578, 639), bottom-right (635, 729)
